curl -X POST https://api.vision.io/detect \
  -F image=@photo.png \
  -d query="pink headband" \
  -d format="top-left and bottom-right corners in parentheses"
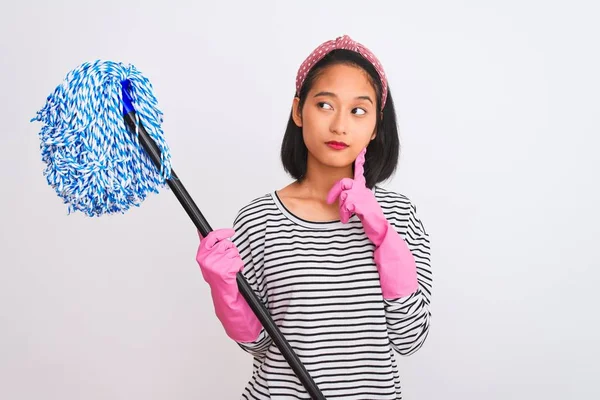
top-left (295, 35), bottom-right (388, 108)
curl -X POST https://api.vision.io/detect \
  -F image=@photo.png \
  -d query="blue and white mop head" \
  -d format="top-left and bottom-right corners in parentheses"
top-left (31, 60), bottom-right (172, 217)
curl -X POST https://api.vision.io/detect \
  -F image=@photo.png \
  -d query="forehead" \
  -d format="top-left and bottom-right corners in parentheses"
top-left (310, 63), bottom-right (376, 96)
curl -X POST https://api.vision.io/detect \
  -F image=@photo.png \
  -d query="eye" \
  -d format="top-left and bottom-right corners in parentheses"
top-left (352, 107), bottom-right (367, 115)
top-left (317, 102), bottom-right (333, 110)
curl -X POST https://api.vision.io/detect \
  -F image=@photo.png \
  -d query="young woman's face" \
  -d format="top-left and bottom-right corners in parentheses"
top-left (293, 63), bottom-right (378, 171)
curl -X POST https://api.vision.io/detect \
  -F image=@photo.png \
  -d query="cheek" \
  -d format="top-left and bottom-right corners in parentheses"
top-left (301, 109), bottom-right (326, 137)
top-left (356, 116), bottom-right (377, 138)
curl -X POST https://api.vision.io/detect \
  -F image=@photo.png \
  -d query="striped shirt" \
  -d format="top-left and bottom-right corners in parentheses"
top-left (230, 186), bottom-right (432, 400)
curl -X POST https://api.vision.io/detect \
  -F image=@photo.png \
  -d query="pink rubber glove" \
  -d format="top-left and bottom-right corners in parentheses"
top-left (327, 148), bottom-right (419, 299)
top-left (196, 228), bottom-right (262, 342)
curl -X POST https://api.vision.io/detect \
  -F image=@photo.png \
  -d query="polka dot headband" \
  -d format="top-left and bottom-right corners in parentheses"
top-left (295, 35), bottom-right (389, 108)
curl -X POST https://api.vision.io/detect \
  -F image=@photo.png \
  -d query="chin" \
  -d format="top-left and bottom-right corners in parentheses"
top-left (316, 153), bottom-right (354, 169)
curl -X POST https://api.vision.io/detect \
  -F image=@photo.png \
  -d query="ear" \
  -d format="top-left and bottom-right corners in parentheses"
top-left (292, 97), bottom-right (303, 127)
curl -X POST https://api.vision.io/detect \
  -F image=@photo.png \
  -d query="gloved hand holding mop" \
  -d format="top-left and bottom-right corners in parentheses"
top-left (196, 229), bottom-right (263, 343)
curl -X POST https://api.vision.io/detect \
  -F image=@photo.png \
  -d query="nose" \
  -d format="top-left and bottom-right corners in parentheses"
top-left (330, 110), bottom-right (348, 135)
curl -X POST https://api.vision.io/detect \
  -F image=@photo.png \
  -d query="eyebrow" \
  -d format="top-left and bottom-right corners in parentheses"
top-left (313, 91), bottom-right (373, 105)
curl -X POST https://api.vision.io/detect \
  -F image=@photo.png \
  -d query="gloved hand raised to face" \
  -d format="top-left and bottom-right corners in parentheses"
top-left (196, 228), bottom-right (262, 342)
top-left (327, 148), bottom-right (419, 299)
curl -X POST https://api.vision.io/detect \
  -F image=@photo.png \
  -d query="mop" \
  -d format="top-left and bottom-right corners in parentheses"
top-left (31, 60), bottom-right (324, 399)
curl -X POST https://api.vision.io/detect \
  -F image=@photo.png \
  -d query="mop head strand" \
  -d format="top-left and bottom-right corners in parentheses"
top-left (31, 60), bottom-right (172, 217)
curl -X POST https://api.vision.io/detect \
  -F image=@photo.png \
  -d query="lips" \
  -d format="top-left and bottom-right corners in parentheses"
top-left (326, 141), bottom-right (349, 150)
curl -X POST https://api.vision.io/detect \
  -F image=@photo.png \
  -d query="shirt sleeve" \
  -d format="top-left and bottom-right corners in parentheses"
top-left (383, 198), bottom-right (433, 356)
top-left (230, 203), bottom-right (273, 359)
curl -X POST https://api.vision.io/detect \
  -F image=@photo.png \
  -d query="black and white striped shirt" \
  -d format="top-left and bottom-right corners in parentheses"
top-left (230, 186), bottom-right (432, 400)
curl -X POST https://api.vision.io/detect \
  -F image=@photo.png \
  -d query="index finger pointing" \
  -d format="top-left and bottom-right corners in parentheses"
top-left (354, 147), bottom-right (367, 185)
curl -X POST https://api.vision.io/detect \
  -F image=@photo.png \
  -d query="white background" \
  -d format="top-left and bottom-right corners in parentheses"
top-left (1, 1), bottom-right (599, 399)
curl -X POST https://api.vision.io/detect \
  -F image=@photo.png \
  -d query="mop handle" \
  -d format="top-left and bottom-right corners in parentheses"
top-left (120, 81), bottom-right (325, 400)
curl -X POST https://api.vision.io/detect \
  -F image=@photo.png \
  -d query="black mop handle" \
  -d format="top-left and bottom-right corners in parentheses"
top-left (121, 84), bottom-right (324, 400)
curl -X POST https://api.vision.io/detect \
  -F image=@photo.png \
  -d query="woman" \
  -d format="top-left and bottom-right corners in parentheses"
top-left (196, 35), bottom-right (433, 399)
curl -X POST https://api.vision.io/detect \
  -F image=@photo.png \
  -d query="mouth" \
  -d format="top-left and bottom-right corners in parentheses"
top-left (326, 141), bottom-right (349, 150)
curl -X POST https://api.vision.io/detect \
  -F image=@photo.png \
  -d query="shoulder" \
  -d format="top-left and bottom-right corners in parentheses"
top-left (230, 193), bottom-right (275, 253)
top-left (374, 185), bottom-right (428, 235)
top-left (374, 185), bottom-right (415, 212)
top-left (231, 192), bottom-right (278, 235)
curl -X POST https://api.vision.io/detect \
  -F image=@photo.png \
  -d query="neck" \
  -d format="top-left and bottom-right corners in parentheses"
top-left (298, 154), bottom-right (353, 200)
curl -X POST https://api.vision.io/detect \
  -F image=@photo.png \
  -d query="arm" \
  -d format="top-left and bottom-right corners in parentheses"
top-left (326, 148), bottom-right (432, 355)
top-left (230, 205), bottom-right (273, 359)
top-left (381, 201), bottom-right (432, 356)
top-left (195, 202), bottom-right (272, 359)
